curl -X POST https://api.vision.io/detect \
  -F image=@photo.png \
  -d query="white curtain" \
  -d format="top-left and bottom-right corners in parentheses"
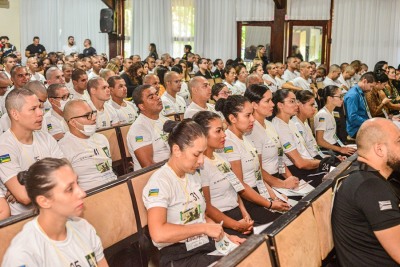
top-left (194, 0), bottom-right (236, 62)
top-left (132, 0), bottom-right (172, 59)
top-left (235, 0), bottom-right (274, 21)
top-left (287, 0), bottom-right (331, 20)
top-left (171, 0), bottom-right (195, 58)
top-left (20, 0), bottom-right (109, 60)
top-left (331, 0), bottom-right (400, 68)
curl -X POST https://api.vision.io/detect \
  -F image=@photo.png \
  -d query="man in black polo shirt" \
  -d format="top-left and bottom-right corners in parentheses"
top-left (332, 118), bottom-right (400, 266)
top-left (25, 36), bottom-right (46, 59)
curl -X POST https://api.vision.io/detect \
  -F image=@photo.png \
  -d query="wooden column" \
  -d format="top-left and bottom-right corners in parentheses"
top-left (101, 0), bottom-right (124, 58)
top-left (271, 0), bottom-right (286, 63)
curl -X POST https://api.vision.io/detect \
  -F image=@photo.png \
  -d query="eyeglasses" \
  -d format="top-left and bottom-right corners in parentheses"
top-left (332, 95), bottom-right (344, 99)
top-left (68, 110), bottom-right (97, 122)
top-left (50, 94), bottom-right (72, 101)
top-left (218, 90), bottom-right (231, 96)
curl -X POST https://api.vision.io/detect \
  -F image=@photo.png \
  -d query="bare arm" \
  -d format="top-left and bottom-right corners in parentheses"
top-left (315, 130), bottom-right (355, 155)
top-left (281, 82), bottom-right (302, 91)
top-left (0, 197), bottom-right (10, 220)
top-left (134, 144), bottom-right (155, 168)
top-left (285, 149), bottom-right (320, 170)
top-left (374, 224), bottom-right (400, 263)
top-left (5, 177), bottom-right (31, 205)
top-left (97, 258), bottom-right (109, 267)
top-left (147, 207), bottom-right (224, 243)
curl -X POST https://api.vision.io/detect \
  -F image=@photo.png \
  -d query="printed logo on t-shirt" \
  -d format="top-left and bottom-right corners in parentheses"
top-left (135, 136), bottom-right (143, 142)
top-left (379, 200), bottom-right (392, 211)
top-left (224, 146), bottom-right (233, 153)
top-left (47, 123), bottom-right (52, 130)
top-left (96, 161), bottom-right (111, 173)
top-left (283, 142), bottom-right (292, 149)
top-left (319, 117), bottom-right (325, 122)
top-left (0, 154), bottom-right (11, 163)
top-left (165, 105), bottom-right (171, 110)
top-left (85, 252), bottom-right (97, 267)
top-left (148, 188), bottom-right (159, 197)
top-left (102, 147), bottom-right (111, 158)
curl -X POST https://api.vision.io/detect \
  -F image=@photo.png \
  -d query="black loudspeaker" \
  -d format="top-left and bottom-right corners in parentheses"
top-left (100, 8), bottom-right (114, 33)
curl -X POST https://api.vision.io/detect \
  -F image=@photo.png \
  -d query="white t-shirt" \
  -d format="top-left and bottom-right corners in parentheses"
top-left (219, 129), bottom-right (260, 188)
top-left (337, 74), bottom-right (351, 91)
top-left (88, 71), bottom-right (99, 80)
top-left (291, 116), bottom-right (319, 158)
top-left (323, 77), bottom-right (340, 88)
top-left (272, 117), bottom-right (313, 166)
top-left (282, 69), bottom-right (299, 82)
top-left (177, 82), bottom-right (191, 106)
top-left (262, 74), bottom-right (278, 92)
top-left (184, 102), bottom-right (223, 119)
top-left (224, 81), bottom-right (241, 95)
top-left (276, 77), bottom-right (285, 89)
top-left (127, 114), bottom-right (170, 170)
top-left (30, 72), bottom-right (46, 84)
top-left (290, 76), bottom-right (311, 91)
top-left (62, 44), bottom-right (79, 55)
top-left (161, 92), bottom-right (186, 116)
top-left (69, 88), bottom-right (91, 101)
top-left (314, 107), bottom-right (337, 144)
top-left (200, 154), bottom-right (239, 212)
top-left (246, 120), bottom-right (282, 174)
top-left (110, 99), bottom-right (138, 124)
top-left (87, 101), bottom-right (120, 129)
top-left (47, 110), bottom-right (69, 137)
top-left (0, 130), bottom-right (64, 215)
top-left (2, 217), bottom-right (104, 267)
top-left (65, 79), bottom-right (74, 91)
top-left (59, 132), bottom-right (117, 191)
top-left (143, 163), bottom-right (206, 249)
top-left (234, 80), bottom-right (246, 95)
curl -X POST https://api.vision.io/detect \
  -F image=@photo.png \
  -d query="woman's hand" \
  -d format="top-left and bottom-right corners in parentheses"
top-left (235, 218), bottom-right (254, 234)
top-left (283, 176), bottom-right (300, 189)
top-left (227, 234), bottom-right (246, 245)
top-left (204, 223), bottom-right (224, 241)
top-left (271, 200), bottom-right (291, 212)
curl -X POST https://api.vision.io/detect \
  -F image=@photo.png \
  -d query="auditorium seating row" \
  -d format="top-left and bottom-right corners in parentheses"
top-left (0, 151), bottom-right (356, 266)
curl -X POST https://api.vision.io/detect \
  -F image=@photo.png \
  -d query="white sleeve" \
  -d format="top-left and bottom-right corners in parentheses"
top-left (0, 144), bottom-right (23, 183)
top-left (110, 107), bottom-right (120, 125)
top-left (314, 112), bottom-right (327, 132)
top-left (276, 125), bottom-right (297, 153)
top-left (85, 220), bottom-right (105, 262)
top-left (199, 162), bottom-right (210, 187)
top-left (129, 123), bottom-right (153, 151)
top-left (143, 175), bottom-right (170, 210)
top-left (48, 134), bottom-right (65, 158)
top-left (2, 244), bottom-right (41, 266)
top-left (222, 138), bottom-right (241, 162)
top-left (47, 116), bottom-right (63, 136)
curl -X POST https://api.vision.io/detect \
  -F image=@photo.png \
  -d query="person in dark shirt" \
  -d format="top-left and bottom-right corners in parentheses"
top-left (182, 44), bottom-right (192, 61)
top-left (82, 39), bottom-right (97, 57)
top-left (194, 58), bottom-right (213, 79)
top-left (25, 36), bottom-right (46, 58)
top-left (332, 118), bottom-right (400, 266)
top-left (213, 58), bottom-right (225, 79)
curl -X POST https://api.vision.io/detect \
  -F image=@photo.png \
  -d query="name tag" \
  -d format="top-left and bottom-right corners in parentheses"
top-left (255, 169), bottom-right (270, 199)
top-left (185, 234), bottom-right (209, 251)
top-left (225, 171), bottom-right (245, 192)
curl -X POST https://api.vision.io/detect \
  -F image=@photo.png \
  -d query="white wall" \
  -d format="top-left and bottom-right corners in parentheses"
top-left (0, 0), bottom-right (21, 51)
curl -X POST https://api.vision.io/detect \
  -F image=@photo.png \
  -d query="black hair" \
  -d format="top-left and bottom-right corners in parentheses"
top-left (211, 83), bottom-right (227, 100)
top-left (132, 84), bottom-right (151, 108)
top-left (296, 90), bottom-right (315, 104)
top-left (107, 75), bottom-right (123, 88)
top-left (213, 59), bottom-right (222, 66)
top-left (215, 95), bottom-right (248, 124)
top-left (244, 84), bottom-right (270, 104)
top-left (192, 111), bottom-right (221, 136)
top-left (374, 70), bottom-right (389, 83)
top-left (272, 89), bottom-right (292, 115)
top-left (373, 61), bottom-right (388, 73)
top-left (360, 71), bottom-right (376, 83)
top-left (18, 158), bottom-right (71, 209)
top-left (171, 64), bottom-right (183, 74)
top-left (163, 119), bottom-right (206, 151)
top-left (318, 85), bottom-right (340, 106)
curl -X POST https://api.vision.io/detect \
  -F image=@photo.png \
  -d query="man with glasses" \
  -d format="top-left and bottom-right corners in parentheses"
top-left (87, 77), bottom-right (119, 129)
top-left (0, 88), bottom-right (64, 216)
top-left (59, 99), bottom-right (117, 191)
top-left (184, 76), bottom-right (222, 119)
top-left (109, 76), bottom-right (138, 124)
top-left (127, 84), bottom-right (171, 170)
top-left (47, 84), bottom-right (71, 140)
top-left (161, 71), bottom-right (186, 116)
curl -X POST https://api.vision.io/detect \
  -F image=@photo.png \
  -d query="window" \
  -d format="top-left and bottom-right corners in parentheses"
top-left (171, 0), bottom-right (194, 59)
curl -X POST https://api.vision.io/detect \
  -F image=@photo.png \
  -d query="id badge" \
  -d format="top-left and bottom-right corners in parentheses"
top-left (180, 205), bottom-right (202, 224)
top-left (185, 234), bottom-right (209, 251)
top-left (215, 234), bottom-right (238, 255)
top-left (278, 148), bottom-right (285, 174)
top-left (314, 145), bottom-right (325, 158)
top-left (255, 169), bottom-right (270, 199)
top-left (334, 134), bottom-right (345, 147)
top-left (226, 172), bottom-right (245, 192)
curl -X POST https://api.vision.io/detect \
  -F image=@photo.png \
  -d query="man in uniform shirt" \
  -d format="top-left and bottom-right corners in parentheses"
top-left (282, 57), bottom-right (300, 82)
top-left (332, 118), bottom-right (400, 266)
top-left (3, 55), bottom-right (16, 79)
top-left (88, 56), bottom-right (102, 79)
top-left (63, 63), bottom-right (74, 91)
top-left (59, 99), bottom-right (117, 191)
top-left (26, 57), bottom-right (45, 83)
top-left (282, 61), bottom-right (317, 93)
top-left (127, 84), bottom-right (170, 170)
top-left (70, 68), bottom-right (90, 101)
top-left (161, 71), bottom-right (186, 116)
top-left (87, 77), bottom-right (119, 129)
top-left (46, 66), bottom-right (65, 86)
top-left (25, 36), bottom-right (46, 58)
top-left (323, 64), bottom-right (341, 88)
top-left (47, 84), bottom-right (70, 140)
top-left (10, 66), bottom-right (30, 90)
top-left (0, 88), bottom-right (64, 215)
top-left (108, 76), bottom-right (138, 124)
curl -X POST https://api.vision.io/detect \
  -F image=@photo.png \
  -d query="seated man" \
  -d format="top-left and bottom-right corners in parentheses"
top-left (0, 88), bottom-right (64, 216)
top-left (47, 84), bottom-right (70, 140)
top-left (108, 76), bottom-right (138, 124)
top-left (127, 84), bottom-right (170, 170)
top-left (161, 71), bottom-right (186, 116)
top-left (332, 118), bottom-right (400, 266)
top-left (87, 77), bottom-right (120, 129)
top-left (59, 99), bottom-right (117, 191)
top-left (70, 68), bottom-right (90, 101)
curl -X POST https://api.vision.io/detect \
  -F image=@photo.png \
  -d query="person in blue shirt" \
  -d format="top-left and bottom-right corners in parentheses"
top-left (344, 72), bottom-right (376, 138)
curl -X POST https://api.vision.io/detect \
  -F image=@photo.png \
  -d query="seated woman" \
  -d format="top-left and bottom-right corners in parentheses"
top-left (249, 64), bottom-right (264, 80)
top-left (120, 61), bottom-right (143, 97)
top-left (193, 111), bottom-right (253, 237)
top-left (215, 96), bottom-right (290, 225)
top-left (234, 64), bottom-right (248, 95)
top-left (223, 65), bottom-right (241, 95)
top-left (143, 119), bottom-right (244, 267)
top-left (272, 89), bottom-right (321, 185)
top-left (365, 70), bottom-right (391, 118)
top-left (211, 83), bottom-right (230, 103)
top-left (314, 85), bottom-right (356, 156)
top-left (2, 158), bottom-right (108, 266)
top-left (245, 84), bottom-right (300, 189)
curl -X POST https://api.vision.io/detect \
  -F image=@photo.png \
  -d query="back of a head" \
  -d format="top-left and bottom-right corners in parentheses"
top-left (188, 76), bottom-right (205, 96)
top-left (360, 72), bottom-right (376, 83)
top-left (373, 61), bottom-right (388, 73)
top-left (374, 70), bottom-right (389, 83)
top-left (47, 83), bottom-right (66, 98)
top-left (163, 119), bottom-right (206, 151)
top-left (245, 73), bottom-right (263, 88)
top-left (5, 88), bottom-right (35, 114)
top-left (24, 80), bottom-right (46, 95)
top-left (244, 84), bottom-right (269, 103)
top-left (215, 95), bottom-right (248, 124)
top-left (356, 118), bottom-right (390, 156)
top-left (329, 64), bottom-right (340, 74)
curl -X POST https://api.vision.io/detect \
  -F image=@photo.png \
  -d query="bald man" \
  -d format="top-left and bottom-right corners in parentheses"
top-left (0, 88), bottom-right (64, 216)
top-left (26, 57), bottom-right (46, 84)
top-left (323, 64), bottom-right (341, 88)
top-left (58, 99), bottom-right (117, 191)
top-left (46, 66), bottom-right (65, 86)
top-left (332, 118), bottom-right (400, 266)
top-left (282, 61), bottom-right (317, 93)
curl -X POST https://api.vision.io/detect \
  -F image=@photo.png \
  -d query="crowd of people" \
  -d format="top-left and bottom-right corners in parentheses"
top-left (0, 37), bottom-right (399, 266)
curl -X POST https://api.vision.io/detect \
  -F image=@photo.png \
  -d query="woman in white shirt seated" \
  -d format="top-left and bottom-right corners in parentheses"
top-left (245, 84), bottom-right (300, 189)
top-left (2, 158), bottom-right (108, 267)
top-left (143, 119), bottom-right (244, 267)
top-left (193, 111), bottom-right (254, 237)
top-left (272, 89), bottom-right (321, 185)
top-left (223, 65), bottom-right (241, 95)
top-left (234, 64), bottom-right (248, 95)
top-left (315, 85), bottom-right (356, 156)
top-left (215, 96), bottom-right (290, 225)
top-left (211, 83), bottom-right (230, 103)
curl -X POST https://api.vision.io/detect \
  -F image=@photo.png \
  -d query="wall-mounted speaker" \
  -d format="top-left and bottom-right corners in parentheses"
top-left (100, 8), bottom-right (114, 33)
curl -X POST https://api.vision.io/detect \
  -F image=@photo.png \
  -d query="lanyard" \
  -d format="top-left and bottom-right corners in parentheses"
top-left (323, 107), bottom-right (345, 147)
top-left (357, 90), bottom-right (372, 119)
top-left (290, 118), bottom-right (324, 158)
